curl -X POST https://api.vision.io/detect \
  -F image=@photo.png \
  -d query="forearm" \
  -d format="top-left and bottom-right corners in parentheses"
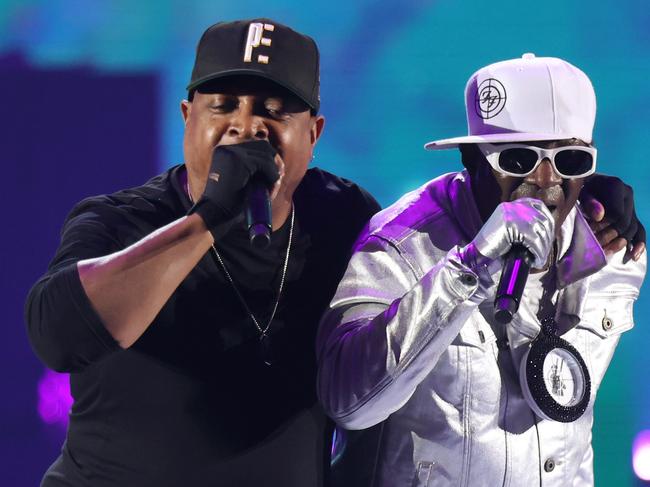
top-left (317, 244), bottom-right (480, 430)
top-left (78, 212), bottom-right (213, 348)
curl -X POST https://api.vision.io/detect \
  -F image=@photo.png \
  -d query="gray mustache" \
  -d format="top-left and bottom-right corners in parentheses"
top-left (511, 184), bottom-right (565, 207)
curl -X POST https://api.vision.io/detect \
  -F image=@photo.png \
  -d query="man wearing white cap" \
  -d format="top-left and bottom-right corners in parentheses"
top-left (317, 54), bottom-right (646, 486)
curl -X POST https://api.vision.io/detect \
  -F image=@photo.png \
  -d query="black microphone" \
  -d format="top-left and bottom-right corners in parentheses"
top-left (245, 176), bottom-right (272, 249)
top-left (493, 244), bottom-right (535, 324)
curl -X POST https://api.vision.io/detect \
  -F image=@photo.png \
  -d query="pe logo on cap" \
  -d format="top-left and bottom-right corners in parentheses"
top-left (475, 78), bottom-right (507, 119)
top-left (244, 22), bottom-right (275, 64)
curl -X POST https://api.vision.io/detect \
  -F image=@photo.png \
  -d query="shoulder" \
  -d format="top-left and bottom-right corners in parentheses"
top-left (291, 168), bottom-right (380, 257)
top-left (63, 166), bottom-right (184, 238)
top-left (361, 172), bottom-right (461, 246)
top-left (294, 167), bottom-right (380, 233)
top-left (296, 167), bottom-right (380, 214)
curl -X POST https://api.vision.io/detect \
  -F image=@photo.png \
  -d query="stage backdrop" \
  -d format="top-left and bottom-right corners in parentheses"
top-left (1, 1), bottom-right (648, 485)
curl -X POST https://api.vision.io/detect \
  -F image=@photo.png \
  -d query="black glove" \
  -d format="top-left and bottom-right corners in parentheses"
top-left (580, 174), bottom-right (646, 259)
top-left (189, 140), bottom-right (279, 240)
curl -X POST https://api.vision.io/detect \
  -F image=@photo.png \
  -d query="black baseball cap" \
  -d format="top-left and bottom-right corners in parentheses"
top-left (187, 19), bottom-right (320, 111)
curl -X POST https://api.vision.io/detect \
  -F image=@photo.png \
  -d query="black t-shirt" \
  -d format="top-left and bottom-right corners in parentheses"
top-left (26, 165), bottom-right (380, 487)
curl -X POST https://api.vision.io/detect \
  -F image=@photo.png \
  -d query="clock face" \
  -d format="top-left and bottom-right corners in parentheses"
top-left (519, 327), bottom-right (592, 423)
top-left (542, 347), bottom-right (586, 406)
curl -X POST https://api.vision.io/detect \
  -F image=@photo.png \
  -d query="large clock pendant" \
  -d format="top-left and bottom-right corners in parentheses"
top-left (519, 318), bottom-right (591, 422)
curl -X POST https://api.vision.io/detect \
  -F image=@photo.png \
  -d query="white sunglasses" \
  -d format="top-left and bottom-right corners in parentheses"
top-left (477, 143), bottom-right (597, 179)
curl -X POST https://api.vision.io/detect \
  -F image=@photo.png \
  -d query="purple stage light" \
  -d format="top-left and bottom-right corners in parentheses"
top-left (633, 430), bottom-right (650, 481)
top-left (37, 369), bottom-right (72, 427)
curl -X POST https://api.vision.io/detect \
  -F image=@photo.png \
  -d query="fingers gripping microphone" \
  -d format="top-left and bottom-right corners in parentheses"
top-left (246, 176), bottom-right (272, 249)
top-left (494, 244), bottom-right (535, 324)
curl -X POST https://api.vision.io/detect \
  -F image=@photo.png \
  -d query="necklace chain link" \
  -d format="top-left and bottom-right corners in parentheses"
top-left (187, 178), bottom-right (293, 340)
top-left (210, 207), bottom-right (294, 338)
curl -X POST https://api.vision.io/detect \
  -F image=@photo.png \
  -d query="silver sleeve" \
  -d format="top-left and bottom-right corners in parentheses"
top-left (316, 235), bottom-right (481, 430)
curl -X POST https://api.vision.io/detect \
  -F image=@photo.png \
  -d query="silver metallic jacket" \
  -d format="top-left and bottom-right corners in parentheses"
top-left (317, 172), bottom-right (645, 487)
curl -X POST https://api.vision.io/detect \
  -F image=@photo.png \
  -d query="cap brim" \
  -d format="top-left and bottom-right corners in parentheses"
top-left (424, 132), bottom-right (577, 150)
top-left (186, 69), bottom-right (317, 110)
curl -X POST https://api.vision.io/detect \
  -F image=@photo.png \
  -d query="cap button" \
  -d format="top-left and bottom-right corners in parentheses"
top-left (522, 53), bottom-right (536, 60)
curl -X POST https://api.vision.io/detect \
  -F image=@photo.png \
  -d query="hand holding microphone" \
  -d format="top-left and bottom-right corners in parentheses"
top-left (189, 140), bottom-right (280, 243)
top-left (459, 198), bottom-right (555, 316)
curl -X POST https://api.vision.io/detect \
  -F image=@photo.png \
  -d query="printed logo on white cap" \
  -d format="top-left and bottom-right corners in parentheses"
top-left (475, 78), bottom-right (507, 119)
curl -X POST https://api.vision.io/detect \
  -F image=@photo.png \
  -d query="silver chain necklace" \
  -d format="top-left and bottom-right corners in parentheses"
top-left (187, 180), bottom-right (294, 365)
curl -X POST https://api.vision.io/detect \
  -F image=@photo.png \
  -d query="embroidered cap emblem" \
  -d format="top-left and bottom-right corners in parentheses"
top-left (475, 78), bottom-right (507, 119)
top-left (243, 23), bottom-right (274, 64)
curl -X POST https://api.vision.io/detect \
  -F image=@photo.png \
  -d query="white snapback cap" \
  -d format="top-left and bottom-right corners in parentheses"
top-left (425, 53), bottom-right (596, 150)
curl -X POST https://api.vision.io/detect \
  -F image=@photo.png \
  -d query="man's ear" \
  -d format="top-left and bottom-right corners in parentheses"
top-left (310, 115), bottom-right (325, 146)
top-left (181, 100), bottom-right (191, 125)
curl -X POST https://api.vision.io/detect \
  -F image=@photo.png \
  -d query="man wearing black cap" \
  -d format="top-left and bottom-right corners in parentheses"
top-left (25, 19), bottom-right (379, 486)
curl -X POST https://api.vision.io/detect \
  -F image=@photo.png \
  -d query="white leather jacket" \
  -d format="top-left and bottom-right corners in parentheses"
top-left (317, 171), bottom-right (645, 487)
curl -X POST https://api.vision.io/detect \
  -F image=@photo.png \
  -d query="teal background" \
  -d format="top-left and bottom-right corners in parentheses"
top-left (1, 0), bottom-right (648, 484)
